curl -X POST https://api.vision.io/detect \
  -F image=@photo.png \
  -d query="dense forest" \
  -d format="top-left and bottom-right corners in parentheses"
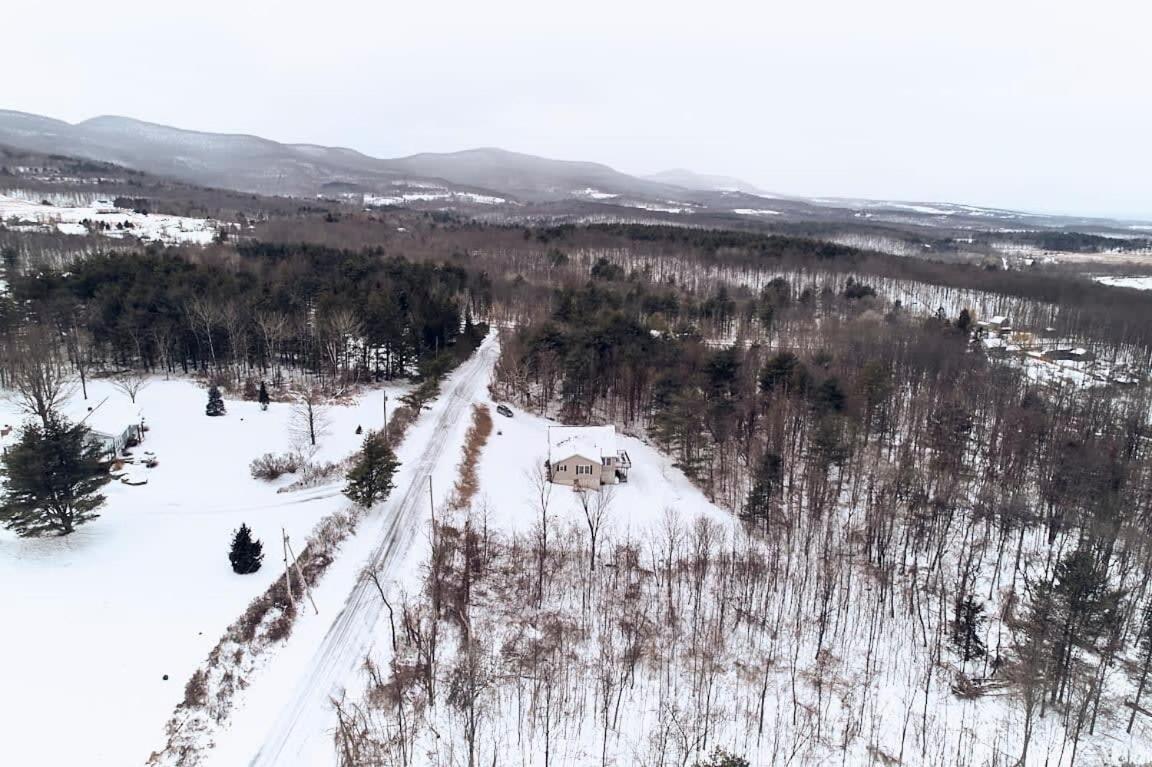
top-left (0, 243), bottom-right (490, 389)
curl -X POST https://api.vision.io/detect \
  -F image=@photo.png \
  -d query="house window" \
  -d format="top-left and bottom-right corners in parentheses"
top-left (576, 465), bottom-right (592, 476)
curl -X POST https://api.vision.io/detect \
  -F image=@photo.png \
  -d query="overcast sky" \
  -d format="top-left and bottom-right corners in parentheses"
top-left (7, 0), bottom-right (1151, 219)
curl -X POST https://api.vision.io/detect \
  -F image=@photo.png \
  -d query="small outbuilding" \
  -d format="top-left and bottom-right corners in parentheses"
top-left (546, 425), bottom-right (631, 489)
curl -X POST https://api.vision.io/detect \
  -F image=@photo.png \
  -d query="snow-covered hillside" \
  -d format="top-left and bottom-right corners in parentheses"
top-left (0, 193), bottom-right (224, 244)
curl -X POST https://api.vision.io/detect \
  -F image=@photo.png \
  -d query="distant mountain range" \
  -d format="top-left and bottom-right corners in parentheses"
top-left (643, 168), bottom-right (768, 196)
top-left (1, 109), bottom-right (1148, 235)
top-left (0, 110), bottom-right (703, 203)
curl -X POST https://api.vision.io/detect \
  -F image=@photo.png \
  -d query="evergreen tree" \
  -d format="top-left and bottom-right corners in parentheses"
top-left (206, 385), bottom-right (226, 417)
top-left (810, 377), bottom-right (846, 415)
top-left (229, 523), bottom-right (264, 574)
top-left (957, 308), bottom-right (973, 335)
top-left (258, 381), bottom-right (270, 411)
top-left (742, 450), bottom-right (783, 531)
top-left (344, 431), bottom-right (401, 508)
top-left (759, 351), bottom-right (805, 395)
top-left (1018, 544), bottom-right (1124, 706)
top-left (952, 593), bottom-right (987, 663)
top-left (463, 308), bottom-right (477, 344)
top-left (0, 415), bottom-right (111, 536)
top-left (694, 749), bottom-right (750, 767)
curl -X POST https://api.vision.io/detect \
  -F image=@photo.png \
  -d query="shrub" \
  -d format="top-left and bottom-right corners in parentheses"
top-left (249, 452), bottom-right (302, 481)
top-left (182, 668), bottom-right (208, 709)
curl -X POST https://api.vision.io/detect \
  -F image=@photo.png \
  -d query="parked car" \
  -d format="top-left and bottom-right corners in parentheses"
top-left (496, 404), bottom-right (514, 418)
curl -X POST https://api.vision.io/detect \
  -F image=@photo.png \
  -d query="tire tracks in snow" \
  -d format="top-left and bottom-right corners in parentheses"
top-left (245, 337), bottom-right (499, 766)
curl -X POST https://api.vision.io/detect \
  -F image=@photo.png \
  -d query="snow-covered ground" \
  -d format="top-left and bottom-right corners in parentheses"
top-left (0, 194), bottom-right (223, 245)
top-left (475, 407), bottom-right (730, 537)
top-left (0, 376), bottom-right (406, 767)
top-left (205, 368), bottom-right (733, 766)
top-left (364, 191), bottom-right (506, 207)
top-left (732, 207), bottom-right (781, 216)
top-left (197, 337), bottom-right (501, 767)
top-left (616, 200), bottom-right (696, 214)
top-left (572, 187), bottom-right (619, 200)
top-left (1095, 274), bottom-right (1152, 291)
top-left (322, 396), bottom-right (1152, 766)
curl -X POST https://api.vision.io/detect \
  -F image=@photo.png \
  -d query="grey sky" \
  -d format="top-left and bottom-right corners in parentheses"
top-left (7, 0), bottom-right (1151, 218)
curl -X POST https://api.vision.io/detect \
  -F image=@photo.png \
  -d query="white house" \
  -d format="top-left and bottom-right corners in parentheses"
top-left (70, 396), bottom-right (144, 458)
top-left (546, 425), bottom-right (631, 489)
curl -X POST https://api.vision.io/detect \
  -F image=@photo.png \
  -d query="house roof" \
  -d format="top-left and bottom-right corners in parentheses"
top-left (548, 425), bottom-right (617, 463)
top-left (64, 394), bottom-right (142, 437)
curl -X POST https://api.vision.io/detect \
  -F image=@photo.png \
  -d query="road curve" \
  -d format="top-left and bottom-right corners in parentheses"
top-left (247, 335), bottom-right (499, 766)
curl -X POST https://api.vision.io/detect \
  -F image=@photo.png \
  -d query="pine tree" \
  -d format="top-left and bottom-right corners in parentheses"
top-left (0, 415), bottom-right (111, 536)
top-left (742, 450), bottom-right (783, 531)
top-left (206, 385), bottom-right (226, 417)
top-left (957, 308), bottom-right (973, 334)
top-left (810, 377), bottom-right (846, 415)
top-left (258, 381), bottom-right (270, 411)
top-left (952, 593), bottom-right (987, 663)
top-left (759, 351), bottom-right (800, 394)
top-left (344, 431), bottom-right (400, 508)
top-left (229, 523), bottom-right (263, 574)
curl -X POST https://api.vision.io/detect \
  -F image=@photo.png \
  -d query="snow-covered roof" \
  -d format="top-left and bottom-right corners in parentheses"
top-left (548, 425), bottom-right (617, 463)
top-left (64, 394), bottom-right (142, 436)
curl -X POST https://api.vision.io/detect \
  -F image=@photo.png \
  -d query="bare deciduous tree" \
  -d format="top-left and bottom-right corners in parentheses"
top-left (527, 460), bottom-right (554, 604)
top-left (256, 311), bottom-right (289, 377)
top-left (5, 328), bottom-right (74, 428)
top-left (576, 484), bottom-right (615, 573)
top-left (321, 308), bottom-right (363, 383)
top-left (289, 384), bottom-right (331, 451)
top-left (61, 322), bottom-right (94, 400)
top-left (186, 296), bottom-right (220, 370)
top-left (113, 370), bottom-right (149, 404)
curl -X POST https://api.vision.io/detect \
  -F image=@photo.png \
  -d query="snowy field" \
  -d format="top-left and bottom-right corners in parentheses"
top-left (363, 190), bottom-right (507, 207)
top-left (0, 193), bottom-right (222, 244)
top-left (1095, 274), bottom-right (1152, 291)
top-left (0, 376), bottom-right (406, 767)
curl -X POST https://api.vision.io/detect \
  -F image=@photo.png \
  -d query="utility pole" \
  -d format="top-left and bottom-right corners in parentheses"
top-left (382, 389), bottom-right (388, 447)
top-left (284, 532), bottom-right (319, 615)
top-left (282, 527), bottom-right (294, 604)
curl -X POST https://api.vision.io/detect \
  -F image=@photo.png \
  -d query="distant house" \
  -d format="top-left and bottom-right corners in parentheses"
top-left (546, 425), bottom-right (631, 489)
top-left (976, 315), bottom-right (1011, 336)
top-left (1042, 347), bottom-right (1095, 362)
